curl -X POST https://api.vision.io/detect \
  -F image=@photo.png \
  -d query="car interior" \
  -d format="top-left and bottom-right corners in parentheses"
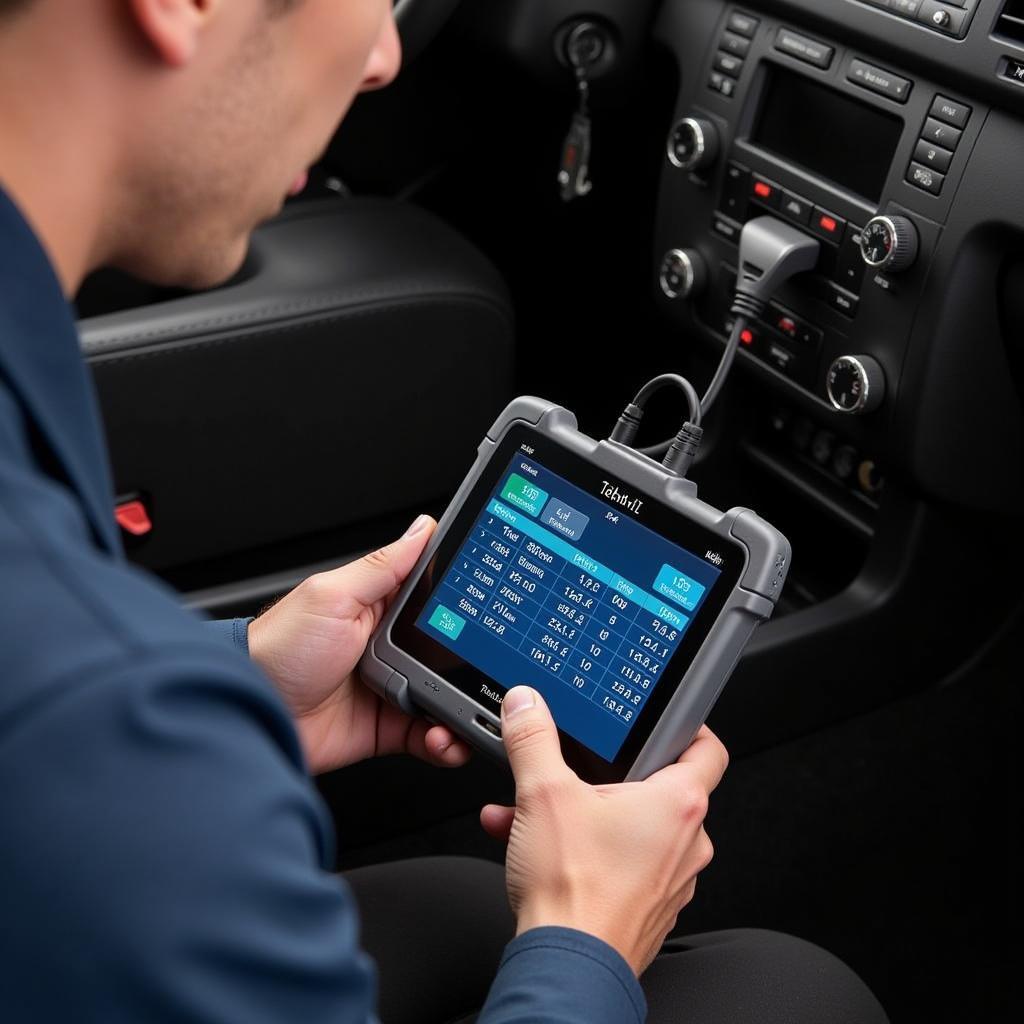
top-left (73, 1), bottom-right (1021, 1019)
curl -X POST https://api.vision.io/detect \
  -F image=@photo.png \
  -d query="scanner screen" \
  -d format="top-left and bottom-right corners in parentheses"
top-left (414, 449), bottom-right (723, 762)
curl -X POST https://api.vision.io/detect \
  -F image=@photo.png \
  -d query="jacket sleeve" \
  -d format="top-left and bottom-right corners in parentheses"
top-left (478, 927), bottom-right (647, 1024)
top-left (202, 616), bottom-right (256, 656)
top-left (1, 644), bottom-right (379, 1024)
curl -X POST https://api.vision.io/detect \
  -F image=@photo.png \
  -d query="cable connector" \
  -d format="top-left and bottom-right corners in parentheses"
top-left (661, 421), bottom-right (704, 478)
top-left (609, 403), bottom-right (644, 447)
top-left (698, 217), bottom-right (822, 417)
top-left (731, 216), bottom-right (820, 321)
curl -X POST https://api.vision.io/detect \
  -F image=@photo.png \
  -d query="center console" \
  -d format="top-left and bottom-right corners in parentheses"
top-left (646, 0), bottom-right (1024, 751)
top-left (655, 5), bottom-right (986, 432)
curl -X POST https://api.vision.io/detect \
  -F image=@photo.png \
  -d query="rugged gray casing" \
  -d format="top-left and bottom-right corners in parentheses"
top-left (359, 397), bottom-right (791, 782)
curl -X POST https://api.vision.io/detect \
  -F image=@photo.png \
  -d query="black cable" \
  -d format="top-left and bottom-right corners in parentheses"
top-left (700, 312), bottom-right (749, 416)
top-left (608, 373), bottom-right (701, 450)
top-left (631, 217), bottom-right (821, 472)
top-left (637, 315), bottom-right (749, 460)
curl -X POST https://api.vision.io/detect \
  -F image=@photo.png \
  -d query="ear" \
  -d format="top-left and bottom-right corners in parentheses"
top-left (127, 0), bottom-right (218, 68)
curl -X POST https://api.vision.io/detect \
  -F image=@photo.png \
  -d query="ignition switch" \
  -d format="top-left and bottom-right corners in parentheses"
top-left (564, 21), bottom-right (607, 71)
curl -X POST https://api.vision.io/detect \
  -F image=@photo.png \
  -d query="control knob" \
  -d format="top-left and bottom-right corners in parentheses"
top-left (860, 215), bottom-right (919, 274)
top-left (667, 117), bottom-right (719, 172)
top-left (659, 249), bottom-right (707, 300)
top-left (827, 355), bottom-right (886, 415)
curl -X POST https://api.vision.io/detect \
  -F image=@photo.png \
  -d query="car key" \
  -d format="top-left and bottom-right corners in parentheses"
top-left (558, 26), bottom-right (602, 202)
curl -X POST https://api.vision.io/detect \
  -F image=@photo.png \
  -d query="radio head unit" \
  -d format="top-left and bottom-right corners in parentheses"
top-left (751, 66), bottom-right (904, 203)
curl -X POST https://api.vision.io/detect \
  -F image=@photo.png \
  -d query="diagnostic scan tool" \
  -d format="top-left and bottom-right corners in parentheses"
top-left (360, 398), bottom-right (790, 784)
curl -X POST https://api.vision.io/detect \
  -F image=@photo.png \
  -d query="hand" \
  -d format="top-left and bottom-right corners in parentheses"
top-left (480, 687), bottom-right (727, 976)
top-left (247, 515), bottom-right (472, 776)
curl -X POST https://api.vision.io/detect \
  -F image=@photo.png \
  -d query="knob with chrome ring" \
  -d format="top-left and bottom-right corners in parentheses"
top-left (659, 249), bottom-right (707, 300)
top-left (827, 355), bottom-right (886, 415)
top-left (860, 215), bottom-right (919, 274)
top-left (667, 117), bottom-right (719, 173)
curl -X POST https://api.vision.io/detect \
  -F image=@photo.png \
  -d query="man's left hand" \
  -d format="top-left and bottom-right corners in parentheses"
top-left (247, 515), bottom-right (472, 775)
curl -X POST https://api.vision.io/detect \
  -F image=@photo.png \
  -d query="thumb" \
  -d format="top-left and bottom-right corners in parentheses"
top-left (501, 687), bottom-right (570, 794)
top-left (329, 514), bottom-right (436, 610)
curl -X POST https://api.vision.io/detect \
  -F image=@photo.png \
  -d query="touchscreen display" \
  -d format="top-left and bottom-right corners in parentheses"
top-left (412, 449), bottom-right (723, 762)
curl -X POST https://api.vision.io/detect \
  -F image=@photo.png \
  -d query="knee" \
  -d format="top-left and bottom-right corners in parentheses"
top-left (649, 928), bottom-right (888, 1024)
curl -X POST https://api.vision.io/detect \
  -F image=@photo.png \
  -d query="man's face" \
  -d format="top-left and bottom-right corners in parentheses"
top-left (117, 0), bottom-right (400, 289)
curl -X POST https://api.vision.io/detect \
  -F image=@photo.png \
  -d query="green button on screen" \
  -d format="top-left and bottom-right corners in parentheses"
top-left (428, 604), bottom-right (466, 641)
top-left (500, 473), bottom-right (549, 517)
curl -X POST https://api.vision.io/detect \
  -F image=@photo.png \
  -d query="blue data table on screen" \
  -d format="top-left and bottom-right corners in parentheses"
top-left (416, 455), bottom-right (721, 762)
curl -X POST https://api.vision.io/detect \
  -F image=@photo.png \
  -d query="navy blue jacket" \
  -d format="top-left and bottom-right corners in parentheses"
top-left (0, 187), bottom-right (645, 1023)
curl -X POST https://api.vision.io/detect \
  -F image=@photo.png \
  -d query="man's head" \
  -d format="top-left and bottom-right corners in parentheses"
top-left (0, 0), bottom-right (401, 290)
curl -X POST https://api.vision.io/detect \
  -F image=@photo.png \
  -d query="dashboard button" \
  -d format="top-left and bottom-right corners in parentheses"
top-left (836, 226), bottom-right (867, 291)
top-left (708, 71), bottom-right (737, 97)
top-left (891, 0), bottom-right (923, 16)
top-left (727, 11), bottom-right (759, 38)
top-left (906, 161), bottom-right (945, 194)
top-left (1003, 59), bottom-right (1024, 86)
top-left (779, 190), bottom-right (813, 225)
top-left (918, 1), bottom-right (968, 35)
top-left (826, 283), bottom-right (860, 318)
top-left (913, 138), bottom-right (953, 173)
top-left (721, 162), bottom-right (749, 218)
top-left (929, 95), bottom-right (971, 129)
top-left (765, 341), bottom-right (796, 373)
top-left (774, 28), bottom-right (835, 69)
top-left (811, 207), bottom-right (846, 244)
top-left (751, 175), bottom-right (781, 208)
top-left (922, 116), bottom-right (962, 150)
top-left (768, 304), bottom-right (800, 341)
top-left (847, 59), bottom-right (913, 103)
top-left (712, 212), bottom-right (742, 244)
top-left (720, 32), bottom-right (752, 57)
top-left (714, 50), bottom-right (744, 78)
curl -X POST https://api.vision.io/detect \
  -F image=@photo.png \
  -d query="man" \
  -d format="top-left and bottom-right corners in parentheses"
top-left (0, 2), bottom-right (888, 1021)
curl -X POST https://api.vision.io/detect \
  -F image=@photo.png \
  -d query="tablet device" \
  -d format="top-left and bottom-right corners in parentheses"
top-left (360, 397), bottom-right (790, 784)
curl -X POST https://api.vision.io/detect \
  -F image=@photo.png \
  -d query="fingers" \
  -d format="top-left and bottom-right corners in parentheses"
top-left (407, 721), bottom-right (472, 768)
top-left (656, 725), bottom-right (729, 795)
top-left (500, 687), bottom-right (571, 795)
top-left (480, 804), bottom-right (516, 842)
top-left (316, 515), bottom-right (437, 613)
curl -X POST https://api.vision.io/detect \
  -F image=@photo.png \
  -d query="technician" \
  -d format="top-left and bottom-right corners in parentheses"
top-left (0, 2), bottom-right (887, 1022)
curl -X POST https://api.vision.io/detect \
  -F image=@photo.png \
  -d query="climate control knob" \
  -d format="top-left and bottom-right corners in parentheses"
top-left (860, 215), bottom-right (919, 274)
top-left (827, 355), bottom-right (886, 415)
top-left (667, 117), bottom-right (719, 172)
top-left (659, 249), bottom-right (707, 300)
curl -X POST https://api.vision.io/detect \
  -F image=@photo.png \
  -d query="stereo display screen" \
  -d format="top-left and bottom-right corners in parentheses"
top-left (752, 67), bottom-right (904, 201)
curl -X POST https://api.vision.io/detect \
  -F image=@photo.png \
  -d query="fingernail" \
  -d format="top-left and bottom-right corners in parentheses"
top-left (502, 686), bottom-right (535, 718)
top-left (404, 514), bottom-right (431, 537)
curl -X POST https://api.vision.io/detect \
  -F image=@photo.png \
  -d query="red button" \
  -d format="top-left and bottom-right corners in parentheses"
top-left (740, 328), bottom-right (755, 346)
top-left (777, 316), bottom-right (797, 338)
top-left (818, 214), bottom-right (838, 235)
top-left (115, 500), bottom-right (153, 537)
top-left (754, 181), bottom-right (773, 199)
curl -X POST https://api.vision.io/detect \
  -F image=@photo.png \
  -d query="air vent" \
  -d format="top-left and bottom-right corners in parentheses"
top-left (995, 0), bottom-right (1024, 46)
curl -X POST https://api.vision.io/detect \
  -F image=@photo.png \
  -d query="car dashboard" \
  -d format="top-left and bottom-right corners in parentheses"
top-left (653, 0), bottom-right (1024, 520)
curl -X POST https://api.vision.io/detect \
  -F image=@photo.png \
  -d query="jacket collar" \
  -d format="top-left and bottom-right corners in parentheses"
top-left (0, 186), bottom-right (121, 556)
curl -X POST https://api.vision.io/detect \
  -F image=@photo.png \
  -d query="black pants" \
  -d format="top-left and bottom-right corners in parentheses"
top-left (346, 856), bottom-right (888, 1024)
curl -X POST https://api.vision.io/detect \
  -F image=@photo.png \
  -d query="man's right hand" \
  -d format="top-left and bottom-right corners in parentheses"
top-left (480, 686), bottom-right (728, 977)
